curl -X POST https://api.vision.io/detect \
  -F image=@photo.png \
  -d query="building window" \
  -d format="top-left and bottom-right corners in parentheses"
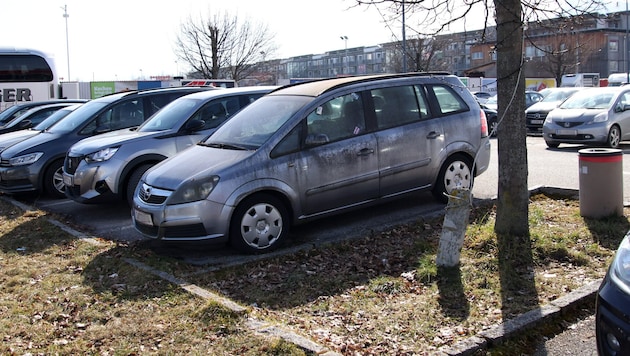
top-left (610, 61), bottom-right (619, 72)
top-left (610, 39), bottom-right (619, 52)
top-left (472, 51), bottom-right (484, 60)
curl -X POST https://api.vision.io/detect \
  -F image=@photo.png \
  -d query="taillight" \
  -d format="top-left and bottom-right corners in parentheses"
top-left (480, 110), bottom-right (489, 138)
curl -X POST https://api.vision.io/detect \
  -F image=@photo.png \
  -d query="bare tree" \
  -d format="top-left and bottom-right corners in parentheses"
top-left (174, 10), bottom-right (277, 82)
top-left (386, 35), bottom-right (450, 72)
top-left (354, 0), bottom-right (605, 237)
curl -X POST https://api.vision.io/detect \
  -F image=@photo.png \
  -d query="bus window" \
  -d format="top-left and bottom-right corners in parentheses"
top-left (0, 48), bottom-right (58, 111)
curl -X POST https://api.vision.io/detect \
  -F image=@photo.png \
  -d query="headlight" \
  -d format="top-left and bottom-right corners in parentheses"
top-left (610, 232), bottom-right (630, 295)
top-left (85, 147), bottom-right (119, 163)
top-left (167, 175), bottom-right (220, 204)
top-left (591, 112), bottom-right (609, 123)
top-left (9, 152), bottom-right (43, 166)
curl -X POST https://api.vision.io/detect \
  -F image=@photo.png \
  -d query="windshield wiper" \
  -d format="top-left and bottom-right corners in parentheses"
top-left (199, 142), bottom-right (248, 150)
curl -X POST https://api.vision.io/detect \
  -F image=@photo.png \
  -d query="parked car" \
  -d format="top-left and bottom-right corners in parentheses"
top-left (0, 99), bottom-right (87, 127)
top-left (64, 86), bottom-right (276, 206)
top-left (484, 90), bottom-right (544, 111)
top-left (480, 104), bottom-right (498, 137)
top-left (542, 86), bottom-right (630, 148)
top-left (0, 104), bottom-right (84, 152)
top-left (0, 102), bottom-right (77, 135)
top-left (131, 73), bottom-right (492, 254)
top-left (0, 86), bottom-right (210, 198)
top-left (472, 91), bottom-right (494, 104)
top-left (596, 230), bottom-right (630, 355)
top-left (525, 87), bottom-right (582, 135)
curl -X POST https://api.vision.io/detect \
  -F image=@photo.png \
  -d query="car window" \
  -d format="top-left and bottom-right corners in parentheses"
top-left (205, 95), bottom-right (309, 149)
top-left (192, 100), bottom-right (228, 130)
top-left (430, 85), bottom-right (469, 115)
top-left (305, 92), bottom-right (365, 144)
top-left (372, 85), bottom-right (427, 129)
top-left (79, 99), bottom-right (144, 134)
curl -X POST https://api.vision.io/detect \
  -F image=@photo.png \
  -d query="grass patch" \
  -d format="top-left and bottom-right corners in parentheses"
top-left (0, 193), bottom-right (625, 354)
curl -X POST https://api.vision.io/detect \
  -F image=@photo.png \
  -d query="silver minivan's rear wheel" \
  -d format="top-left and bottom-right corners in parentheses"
top-left (230, 194), bottom-right (289, 254)
top-left (432, 154), bottom-right (473, 204)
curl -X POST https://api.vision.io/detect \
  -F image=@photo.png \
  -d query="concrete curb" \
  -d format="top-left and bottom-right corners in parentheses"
top-left (438, 280), bottom-right (601, 355)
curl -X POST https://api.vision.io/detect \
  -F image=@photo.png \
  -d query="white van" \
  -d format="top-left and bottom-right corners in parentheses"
top-left (607, 73), bottom-right (630, 87)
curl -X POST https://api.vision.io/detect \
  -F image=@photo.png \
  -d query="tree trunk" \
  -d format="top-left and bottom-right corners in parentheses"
top-left (494, 0), bottom-right (529, 236)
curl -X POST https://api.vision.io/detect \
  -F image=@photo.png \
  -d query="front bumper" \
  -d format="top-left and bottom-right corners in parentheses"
top-left (596, 273), bottom-right (630, 355)
top-left (132, 193), bottom-right (231, 243)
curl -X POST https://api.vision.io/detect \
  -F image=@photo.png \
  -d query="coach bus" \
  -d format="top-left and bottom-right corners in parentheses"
top-left (0, 48), bottom-right (59, 111)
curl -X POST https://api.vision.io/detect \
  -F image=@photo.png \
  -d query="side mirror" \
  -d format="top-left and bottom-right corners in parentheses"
top-left (17, 120), bottom-right (32, 129)
top-left (184, 119), bottom-right (205, 132)
top-left (305, 133), bottom-right (329, 146)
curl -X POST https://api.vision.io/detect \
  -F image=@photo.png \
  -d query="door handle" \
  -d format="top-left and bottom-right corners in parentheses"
top-left (427, 131), bottom-right (441, 139)
top-left (357, 148), bottom-right (375, 156)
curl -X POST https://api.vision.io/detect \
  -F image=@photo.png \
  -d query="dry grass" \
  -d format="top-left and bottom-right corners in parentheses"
top-left (0, 193), bottom-right (625, 355)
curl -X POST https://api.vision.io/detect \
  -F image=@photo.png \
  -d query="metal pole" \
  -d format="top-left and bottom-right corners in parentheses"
top-left (626, 0), bottom-right (629, 83)
top-left (62, 5), bottom-right (70, 81)
top-left (340, 36), bottom-right (348, 75)
top-left (402, 0), bottom-right (407, 72)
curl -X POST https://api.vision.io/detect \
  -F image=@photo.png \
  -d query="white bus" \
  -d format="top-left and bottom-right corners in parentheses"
top-left (0, 48), bottom-right (59, 111)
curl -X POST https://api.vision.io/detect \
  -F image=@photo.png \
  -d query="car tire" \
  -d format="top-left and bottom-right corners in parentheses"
top-left (43, 159), bottom-right (65, 199)
top-left (432, 154), bottom-right (473, 204)
top-left (230, 194), bottom-right (289, 254)
top-left (607, 125), bottom-right (621, 148)
top-left (126, 164), bottom-right (153, 207)
top-left (545, 141), bottom-right (560, 148)
top-left (488, 116), bottom-right (498, 137)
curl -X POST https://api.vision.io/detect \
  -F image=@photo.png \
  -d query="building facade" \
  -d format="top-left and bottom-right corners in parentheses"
top-left (246, 11), bottom-right (630, 86)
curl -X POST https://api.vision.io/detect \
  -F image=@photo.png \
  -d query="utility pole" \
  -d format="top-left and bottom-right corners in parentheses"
top-left (61, 5), bottom-right (70, 81)
top-left (340, 35), bottom-right (348, 75)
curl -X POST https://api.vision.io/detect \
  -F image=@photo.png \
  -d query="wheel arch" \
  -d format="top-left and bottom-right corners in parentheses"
top-left (119, 154), bottom-right (167, 197)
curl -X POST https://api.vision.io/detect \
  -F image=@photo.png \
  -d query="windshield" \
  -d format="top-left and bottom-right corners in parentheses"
top-left (542, 89), bottom-right (577, 102)
top-left (0, 105), bottom-right (28, 126)
top-left (202, 95), bottom-right (310, 149)
top-left (559, 90), bottom-right (615, 110)
top-left (33, 107), bottom-right (76, 131)
top-left (138, 97), bottom-right (202, 132)
top-left (47, 101), bottom-right (108, 134)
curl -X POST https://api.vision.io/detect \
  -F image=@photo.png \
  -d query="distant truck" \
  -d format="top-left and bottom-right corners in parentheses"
top-left (560, 73), bottom-right (600, 87)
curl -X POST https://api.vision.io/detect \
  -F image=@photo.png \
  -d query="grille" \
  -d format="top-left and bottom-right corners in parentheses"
top-left (552, 121), bottom-right (582, 128)
top-left (138, 183), bottom-right (168, 204)
top-left (64, 156), bottom-right (83, 175)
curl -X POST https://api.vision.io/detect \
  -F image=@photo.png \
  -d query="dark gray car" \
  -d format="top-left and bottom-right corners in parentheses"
top-left (0, 86), bottom-right (209, 198)
top-left (64, 86), bottom-right (275, 205)
top-left (132, 73), bottom-right (492, 254)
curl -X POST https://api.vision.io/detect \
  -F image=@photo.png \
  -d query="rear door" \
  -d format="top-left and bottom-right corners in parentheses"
top-left (372, 84), bottom-right (444, 197)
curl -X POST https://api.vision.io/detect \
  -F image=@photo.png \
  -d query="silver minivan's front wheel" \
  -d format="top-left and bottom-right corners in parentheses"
top-left (230, 194), bottom-right (289, 254)
top-left (432, 154), bottom-right (473, 204)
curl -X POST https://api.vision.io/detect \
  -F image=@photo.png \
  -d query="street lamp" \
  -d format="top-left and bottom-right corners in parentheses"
top-left (61, 5), bottom-right (70, 81)
top-left (340, 35), bottom-right (348, 75)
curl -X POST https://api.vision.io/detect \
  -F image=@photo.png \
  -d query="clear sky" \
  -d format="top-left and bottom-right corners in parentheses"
top-left (1, 0), bottom-right (412, 82)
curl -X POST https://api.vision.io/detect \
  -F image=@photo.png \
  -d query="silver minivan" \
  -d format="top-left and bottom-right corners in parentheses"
top-left (132, 73), bottom-right (492, 253)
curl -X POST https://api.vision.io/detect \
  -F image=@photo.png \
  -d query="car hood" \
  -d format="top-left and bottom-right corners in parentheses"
top-left (0, 131), bottom-right (66, 158)
top-left (526, 101), bottom-right (562, 113)
top-left (547, 108), bottom-right (604, 122)
top-left (0, 129), bottom-right (41, 150)
top-left (69, 128), bottom-right (164, 155)
top-left (144, 144), bottom-right (254, 190)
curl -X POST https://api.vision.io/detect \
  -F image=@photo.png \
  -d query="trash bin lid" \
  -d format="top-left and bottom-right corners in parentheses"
top-left (578, 148), bottom-right (622, 162)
